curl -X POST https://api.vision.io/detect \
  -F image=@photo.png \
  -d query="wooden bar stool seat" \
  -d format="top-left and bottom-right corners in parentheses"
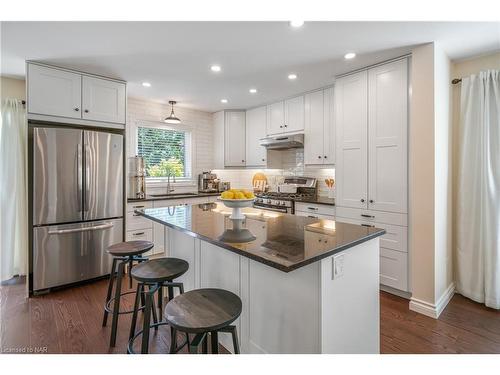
top-left (127, 258), bottom-right (189, 354)
top-left (102, 240), bottom-right (153, 347)
top-left (164, 288), bottom-right (242, 354)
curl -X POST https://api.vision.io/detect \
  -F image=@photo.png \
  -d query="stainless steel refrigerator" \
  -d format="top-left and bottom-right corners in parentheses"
top-left (31, 126), bottom-right (124, 292)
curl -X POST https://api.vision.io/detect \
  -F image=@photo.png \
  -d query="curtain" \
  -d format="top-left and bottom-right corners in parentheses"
top-left (456, 70), bottom-right (500, 309)
top-left (0, 98), bottom-right (28, 281)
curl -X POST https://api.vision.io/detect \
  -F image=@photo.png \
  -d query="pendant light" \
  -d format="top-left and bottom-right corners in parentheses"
top-left (164, 100), bottom-right (181, 124)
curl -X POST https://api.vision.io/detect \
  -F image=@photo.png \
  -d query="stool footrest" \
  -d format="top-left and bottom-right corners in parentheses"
top-left (104, 290), bottom-right (146, 315)
top-left (127, 321), bottom-right (188, 354)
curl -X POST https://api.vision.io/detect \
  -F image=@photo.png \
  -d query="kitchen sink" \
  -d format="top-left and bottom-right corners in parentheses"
top-left (148, 192), bottom-right (199, 197)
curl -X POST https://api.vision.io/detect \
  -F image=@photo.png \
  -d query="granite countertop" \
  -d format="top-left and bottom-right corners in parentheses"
top-left (136, 202), bottom-right (384, 273)
top-left (128, 192), bottom-right (220, 203)
top-left (294, 196), bottom-right (335, 206)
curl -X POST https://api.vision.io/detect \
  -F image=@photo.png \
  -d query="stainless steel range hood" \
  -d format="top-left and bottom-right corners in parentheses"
top-left (259, 134), bottom-right (304, 150)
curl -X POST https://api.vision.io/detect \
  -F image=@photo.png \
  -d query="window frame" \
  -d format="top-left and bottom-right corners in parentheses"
top-left (132, 120), bottom-right (196, 187)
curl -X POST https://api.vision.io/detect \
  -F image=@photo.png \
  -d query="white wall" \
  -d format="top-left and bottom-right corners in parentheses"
top-left (409, 43), bottom-right (454, 318)
top-left (0, 76), bottom-right (25, 100)
top-left (126, 97), bottom-right (213, 193)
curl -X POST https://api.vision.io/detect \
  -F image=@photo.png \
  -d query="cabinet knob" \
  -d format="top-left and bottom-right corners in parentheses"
top-left (324, 155), bottom-right (327, 159)
top-left (262, 158), bottom-right (265, 162)
top-left (84, 109), bottom-right (89, 113)
top-left (369, 199), bottom-right (374, 203)
top-left (242, 160), bottom-right (245, 163)
top-left (318, 155), bottom-right (322, 159)
top-left (280, 125), bottom-right (283, 128)
top-left (361, 198), bottom-right (365, 203)
top-left (284, 124), bottom-right (288, 128)
top-left (74, 108), bottom-right (80, 112)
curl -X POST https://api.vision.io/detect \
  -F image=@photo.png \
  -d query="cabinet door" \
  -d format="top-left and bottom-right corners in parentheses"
top-left (284, 95), bottom-right (304, 133)
top-left (266, 101), bottom-right (285, 135)
top-left (335, 71), bottom-right (368, 209)
top-left (304, 90), bottom-right (325, 165)
top-left (323, 87), bottom-right (335, 164)
top-left (224, 111), bottom-right (246, 167)
top-left (368, 59), bottom-right (408, 213)
top-left (245, 106), bottom-right (267, 166)
top-left (28, 64), bottom-right (82, 119)
top-left (213, 111), bottom-right (225, 169)
top-left (82, 76), bottom-right (126, 124)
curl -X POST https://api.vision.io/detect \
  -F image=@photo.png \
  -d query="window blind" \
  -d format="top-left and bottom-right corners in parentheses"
top-left (137, 126), bottom-right (189, 178)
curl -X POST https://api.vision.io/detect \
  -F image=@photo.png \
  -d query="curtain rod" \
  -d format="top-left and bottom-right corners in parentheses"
top-left (452, 78), bottom-right (462, 84)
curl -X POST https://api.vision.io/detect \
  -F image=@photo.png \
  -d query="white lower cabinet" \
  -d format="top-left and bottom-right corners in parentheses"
top-left (294, 202), bottom-right (336, 219)
top-left (126, 229), bottom-right (154, 256)
top-left (335, 207), bottom-right (409, 292)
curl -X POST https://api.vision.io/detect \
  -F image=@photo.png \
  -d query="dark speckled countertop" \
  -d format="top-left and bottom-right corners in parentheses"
top-left (294, 196), bottom-right (335, 206)
top-left (136, 202), bottom-right (383, 272)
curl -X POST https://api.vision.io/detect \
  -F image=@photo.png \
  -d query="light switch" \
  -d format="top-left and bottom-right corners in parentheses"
top-left (332, 254), bottom-right (345, 280)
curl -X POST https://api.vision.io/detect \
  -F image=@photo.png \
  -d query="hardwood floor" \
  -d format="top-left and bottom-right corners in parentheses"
top-left (1, 276), bottom-right (499, 354)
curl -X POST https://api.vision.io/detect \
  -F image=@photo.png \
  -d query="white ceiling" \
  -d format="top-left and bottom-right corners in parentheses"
top-left (1, 21), bottom-right (499, 112)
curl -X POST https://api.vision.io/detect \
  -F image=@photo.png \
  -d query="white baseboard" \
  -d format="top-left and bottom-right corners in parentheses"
top-left (409, 283), bottom-right (455, 319)
top-left (380, 284), bottom-right (412, 300)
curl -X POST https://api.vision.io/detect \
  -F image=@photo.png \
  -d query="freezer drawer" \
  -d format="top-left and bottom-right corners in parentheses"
top-left (33, 218), bottom-right (122, 291)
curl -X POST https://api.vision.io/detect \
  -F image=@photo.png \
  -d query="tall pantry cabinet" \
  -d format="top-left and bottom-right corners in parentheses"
top-left (335, 58), bottom-right (409, 293)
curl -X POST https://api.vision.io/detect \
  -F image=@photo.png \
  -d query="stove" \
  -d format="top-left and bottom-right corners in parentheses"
top-left (253, 177), bottom-right (317, 214)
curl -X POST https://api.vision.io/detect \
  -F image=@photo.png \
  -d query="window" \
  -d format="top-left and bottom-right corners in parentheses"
top-left (137, 125), bottom-right (192, 181)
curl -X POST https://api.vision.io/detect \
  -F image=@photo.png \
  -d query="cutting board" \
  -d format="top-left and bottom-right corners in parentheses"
top-left (252, 173), bottom-right (268, 192)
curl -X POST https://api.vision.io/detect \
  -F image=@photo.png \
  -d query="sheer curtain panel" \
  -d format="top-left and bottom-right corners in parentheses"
top-left (0, 98), bottom-right (28, 281)
top-left (456, 70), bottom-right (500, 309)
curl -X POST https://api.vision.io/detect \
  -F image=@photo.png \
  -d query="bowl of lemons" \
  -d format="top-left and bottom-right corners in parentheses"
top-left (219, 189), bottom-right (255, 219)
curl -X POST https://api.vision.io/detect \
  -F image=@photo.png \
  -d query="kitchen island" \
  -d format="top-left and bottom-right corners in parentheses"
top-left (137, 202), bottom-right (384, 354)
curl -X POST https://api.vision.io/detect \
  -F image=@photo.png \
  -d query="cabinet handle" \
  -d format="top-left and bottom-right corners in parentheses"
top-left (132, 232), bottom-right (145, 236)
top-left (133, 205), bottom-right (145, 209)
top-left (307, 207), bottom-right (318, 211)
top-left (74, 107), bottom-right (80, 112)
top-left (84, 109), bottom-right (89, 113)
top-left (361, 214), bottom-right (375, 218)
top-left (361, 199), bottom-right (365, 203)
top-left (369, 199), bottom-right (374, 203)
top-left (361, 224), bottom-right (375, 228)
top-left (309, 215), bottom-right (319, 219)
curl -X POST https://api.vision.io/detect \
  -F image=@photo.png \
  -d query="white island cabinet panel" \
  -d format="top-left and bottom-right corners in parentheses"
top-left (165, 227), bottom-right (380, 353)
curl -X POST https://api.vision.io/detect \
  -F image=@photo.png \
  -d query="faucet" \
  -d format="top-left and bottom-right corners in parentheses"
top-left (166, 172), bottom-right (176, 195)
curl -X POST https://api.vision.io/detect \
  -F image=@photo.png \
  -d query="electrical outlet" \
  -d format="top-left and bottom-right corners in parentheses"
top-left (332, 254), bottom-right (345, 280)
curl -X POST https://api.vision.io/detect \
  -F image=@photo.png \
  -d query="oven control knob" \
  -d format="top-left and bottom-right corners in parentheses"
top-left (266, 199), bottom-right (272, 204)
top-left (281, 201), bottom-right (286, 206)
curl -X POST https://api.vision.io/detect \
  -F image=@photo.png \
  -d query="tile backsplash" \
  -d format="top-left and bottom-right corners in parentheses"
top-left (214, 148), bottom-right (335, 197)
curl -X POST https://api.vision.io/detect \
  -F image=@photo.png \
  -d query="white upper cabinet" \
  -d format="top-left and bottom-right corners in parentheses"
top-left (266, 95), bottom-right (304, 136)
top-left (27, 63), bottom-right (126, 127)
top-left (284, 95), bottom-right (305, 133)
top-left (368, 59), bottom-right (408, 213)
top-left (304, 90), bottom-right (325, 164)
top-left (82, 76), bottom-right (126, 124)
top-left (304, 88), bottom-right (335, 165)
top-left (224, 111), bottom-right (246, 167)
top-left (335, 70), bottom-right (369, 209)
top-left (266, 101), bottom-right (285, 135)
top-left (28, 64), bottom-right (82, 119)
top-left (246, 106), bottom-right (267, 167)
top-left (213, 111), bottom-right (225, 169)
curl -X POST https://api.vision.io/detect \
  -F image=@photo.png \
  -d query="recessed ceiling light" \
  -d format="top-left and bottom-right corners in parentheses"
top-left (211, 65), bottom-right (221, 72)
top-left (288, 73), bottom-right (297, 80)
top-left (344, 52), bottom-right (356, 60)
top-left (289, 20), bottom-right (304, 28)
top-left (221, 99), bottom-right (228, 104)
top-left (142, 82), bottom-right (151, 87)
top-left (249, 88), bottom-right (257, 94)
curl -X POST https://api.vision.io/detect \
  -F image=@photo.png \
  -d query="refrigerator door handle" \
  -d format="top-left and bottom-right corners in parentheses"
top-left (77, 143), bottom-right (83, 212)
top-left (48, 222), bottom-right (114, 235)
top-left (84, 144), bottom-right (91, 212)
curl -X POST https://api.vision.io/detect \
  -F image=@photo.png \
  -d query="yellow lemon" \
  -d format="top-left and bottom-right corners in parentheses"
top-left (234, 192), bottom-right (245, 199)
top-left (244, 191), bottom-right (255, 199)
top-left (221, 191), bottom-right (234, 199)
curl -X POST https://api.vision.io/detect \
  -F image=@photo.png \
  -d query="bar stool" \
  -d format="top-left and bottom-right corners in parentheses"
top-left (127, 257), bottom-right (189, 354)
top-left (102, 240), bottom-right (153, 347)
top-left (164, 288), bottom-right (242, 354)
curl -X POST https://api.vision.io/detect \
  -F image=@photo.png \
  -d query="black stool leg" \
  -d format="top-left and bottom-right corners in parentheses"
top-left (141, 287), bottom-right (154, 354)
top-left (210, 331), bottom-right (219, 354)
top-left (129, 282), bottom-right (142, 341)
top-left (158, 286), bottom-right (163, 318)
top-left (202, 334), bottom-right (208, 354)
top-left (218, 325), bottom-right (240, 354)
top-left (128, 257), bottom-right (133, 289)
top-left (149, 285), bottom-right (159, 331)
top-left (102, 257), bottom-right (118, 327)
top-left (109, 259), bottom-right (126, 347)
top-left (169, 328), bottom-right (177, 354)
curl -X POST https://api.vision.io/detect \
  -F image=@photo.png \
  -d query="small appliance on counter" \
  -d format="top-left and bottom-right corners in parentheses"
top-left (198, 171), bottom-right (219, 193)
top-left (128, 156), bottom-right (146, 199)
top-left (219, 181), bottom-right (231, 192)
